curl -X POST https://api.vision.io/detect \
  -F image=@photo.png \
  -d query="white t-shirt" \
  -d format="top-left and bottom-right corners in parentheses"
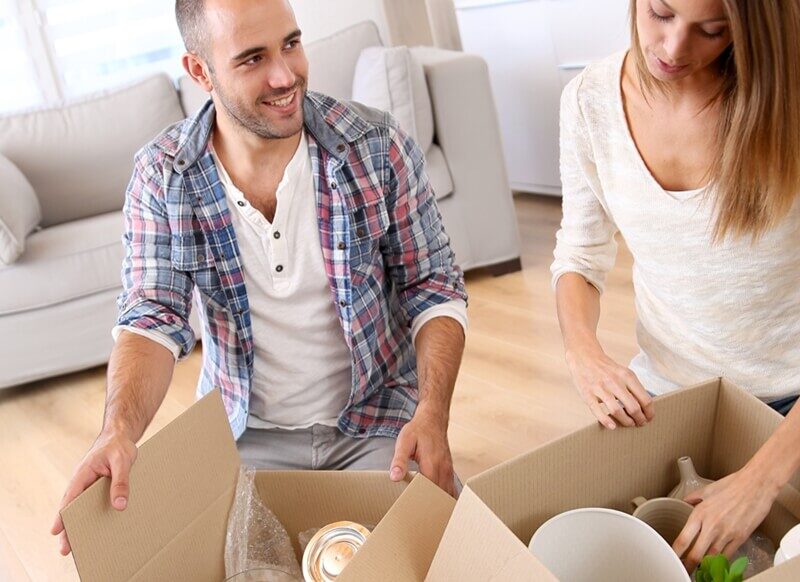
top-left (213, 132), bottom-right (352, 429)
top-left (552, 51), bottom-right (800, 402)
top-left (115, 131), bottom-right (468, 428)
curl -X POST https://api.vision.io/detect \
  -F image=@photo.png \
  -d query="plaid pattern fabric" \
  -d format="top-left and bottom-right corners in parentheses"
top-left (117, 92), bottom-right (467, 439)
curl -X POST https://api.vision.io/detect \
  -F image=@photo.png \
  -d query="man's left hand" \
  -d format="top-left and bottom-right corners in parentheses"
top-left (389, 411), bottom-right (456, 497)
top-left (672, 467), bottom-right (777, 573)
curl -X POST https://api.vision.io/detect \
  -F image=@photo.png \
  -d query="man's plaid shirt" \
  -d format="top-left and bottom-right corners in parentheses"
top-left (117, 91), bottom-right (467, 439)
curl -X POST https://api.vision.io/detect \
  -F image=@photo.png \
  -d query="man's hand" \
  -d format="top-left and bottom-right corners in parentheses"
top-left (389, 410), bottom-right (456, 497)
top-left (50, 431), bottom-right (138, 556)
top-left (390, 315), bottom-right (464, 497)
top-left (672, 468), bottom-right (777, 573)
top-left (51, 331), bottom-right (175, 556)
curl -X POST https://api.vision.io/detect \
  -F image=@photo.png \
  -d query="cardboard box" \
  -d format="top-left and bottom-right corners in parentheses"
top-left (425, 378), bottom-right (800, 581)
top-left (61, 390), bottom-right (456, 581)
top-left (64, 379), bottom-right (800, 581)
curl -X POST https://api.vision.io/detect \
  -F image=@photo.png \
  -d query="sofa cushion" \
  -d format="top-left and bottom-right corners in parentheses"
top-left (0, 211), bottom-right (124, 315)
top-left (426, 145), bottom-right (454, 202)
top-left (306, 21), bottom-right (384, 101)
top-left (352, 45), bottom-right (435, 152)
top-left (0, 75), bottom-right (185, 228)
top-left (0, 154), bottom-right (41, 265)
top-left (0, 289), bottom-right (119, 389)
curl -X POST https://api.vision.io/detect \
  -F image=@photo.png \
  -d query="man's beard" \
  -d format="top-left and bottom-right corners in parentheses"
top-left (211, 74), bottom-right (306, 139)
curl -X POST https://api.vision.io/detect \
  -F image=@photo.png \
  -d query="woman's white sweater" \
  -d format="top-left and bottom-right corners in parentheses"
top-left (551, 51), bottom-right (799, 401)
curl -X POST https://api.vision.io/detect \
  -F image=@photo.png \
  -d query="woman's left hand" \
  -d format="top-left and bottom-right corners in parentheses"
top-left (672, 467), bottom-right (779, 573)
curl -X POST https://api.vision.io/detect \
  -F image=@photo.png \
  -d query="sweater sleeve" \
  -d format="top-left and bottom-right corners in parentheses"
top-left (550, 74), bottom-right (619, 294)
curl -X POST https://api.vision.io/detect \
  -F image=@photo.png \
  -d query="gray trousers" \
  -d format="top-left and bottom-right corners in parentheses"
top-left (236, 424), bottom-right (462, 493)
top-left (236, 424), bottom-right (404, 471)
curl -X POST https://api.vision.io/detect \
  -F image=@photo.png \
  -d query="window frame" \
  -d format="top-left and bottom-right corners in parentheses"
top-left (1, 0), bottom-right (185, 114)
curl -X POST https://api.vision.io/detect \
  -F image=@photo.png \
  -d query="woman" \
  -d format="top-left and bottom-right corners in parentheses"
top-left (552, 0), bottom-right (800, 572)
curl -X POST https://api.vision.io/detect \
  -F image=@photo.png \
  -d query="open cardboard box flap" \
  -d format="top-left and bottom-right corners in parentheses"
top-left (426, 379), bottom-right (800, 581)
top-left (59, 379), bottom-right (800, 581)
top-left (61, 390), bottom-right (456, 582)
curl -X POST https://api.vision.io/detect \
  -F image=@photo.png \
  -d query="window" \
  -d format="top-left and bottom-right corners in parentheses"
top-left (38, 0), bottom-right (185, 98)
top-left (0, 0), bottom-right (185, 114)
top-left (0, 0), bottom-right (44, 112)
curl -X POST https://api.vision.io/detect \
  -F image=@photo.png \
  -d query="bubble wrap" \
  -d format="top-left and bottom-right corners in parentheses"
top-left (734, 530), bottom-right (776, 579)
top-left (224, 465), bottom-right (303, 581)
top-left (298, 528), bottom-right (321, 554)
top-left (689, 531), bottom-right (776, 581)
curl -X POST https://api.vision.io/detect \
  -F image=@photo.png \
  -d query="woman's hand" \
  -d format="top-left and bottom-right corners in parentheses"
top-left (565, 346), bottom-right (654, 429)
top-left (672, 467), bottom-right (778, 573)
top-left (674, 402), bottom-right (800, 573)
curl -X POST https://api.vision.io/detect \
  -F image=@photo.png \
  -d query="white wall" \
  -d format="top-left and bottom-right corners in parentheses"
top-left (455, 0), bottom-right (630, 195)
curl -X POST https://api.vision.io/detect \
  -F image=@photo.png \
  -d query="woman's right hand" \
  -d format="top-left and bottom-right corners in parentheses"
top-left (565, 346), bottom-right (655, 429)
top-left (51, 431), bottom-right (138, 556)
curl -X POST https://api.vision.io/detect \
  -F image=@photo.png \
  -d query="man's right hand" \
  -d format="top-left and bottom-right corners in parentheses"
top-left (51, 431), bottom-right (138, 556)
top-left (565, 345), bottom-right (655, 430)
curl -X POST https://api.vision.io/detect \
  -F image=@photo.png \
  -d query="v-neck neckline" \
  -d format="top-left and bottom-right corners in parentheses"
top-left (614, 51), bottom-right (706, 202)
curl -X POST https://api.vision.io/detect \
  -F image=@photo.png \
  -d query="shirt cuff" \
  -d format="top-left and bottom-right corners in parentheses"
top-left (112, 325), bottom-right (181, 360)
top-left (411, 299), bottom-right (468, 344)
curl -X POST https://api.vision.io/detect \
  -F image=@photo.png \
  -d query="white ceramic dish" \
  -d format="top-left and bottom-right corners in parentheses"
top-left (774, 548), bottom-right (787, 567)
top-left (529, 507), bottom-right (690, 582)
top-left (780, 523), bottom-right (800, 562)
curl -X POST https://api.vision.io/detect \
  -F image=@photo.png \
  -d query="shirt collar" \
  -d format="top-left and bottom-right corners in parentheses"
top-left (210, 130), bottom-right (309, 201)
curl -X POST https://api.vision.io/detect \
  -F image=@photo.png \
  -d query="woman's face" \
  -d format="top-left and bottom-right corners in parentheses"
top-left (635, 0), bottom-right (732, 82)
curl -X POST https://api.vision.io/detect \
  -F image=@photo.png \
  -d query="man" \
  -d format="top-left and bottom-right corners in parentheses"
top-left (51, 0), bottom-right (467, 556)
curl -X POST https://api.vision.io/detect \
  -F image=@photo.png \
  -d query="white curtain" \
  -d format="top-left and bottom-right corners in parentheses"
top-left (35, 0), bottom-right (184, 99)
top-left (0, 0), bottom-right (43, 112)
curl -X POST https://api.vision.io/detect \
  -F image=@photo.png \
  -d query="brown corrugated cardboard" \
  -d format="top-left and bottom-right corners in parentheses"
top-left (338, 474), bottom-right (455, 582)
top-left (62, 389), bottom-right (241, 581)
top-left (425, 487), bottom-right (556, 581)
top-left (61, 390), bottom-right (455, 581)
top-left (61, 379), bottom-right (800, 581)
top-left (427, 379), bottom-right (800, 581)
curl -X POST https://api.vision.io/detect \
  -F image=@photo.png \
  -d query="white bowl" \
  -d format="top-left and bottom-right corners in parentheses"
top-left (775, 548), bottom-right (787, 567)
top-left (529, 508), bottom-right (690, 582)
top-left (780, 523), bottom-right (800, 562)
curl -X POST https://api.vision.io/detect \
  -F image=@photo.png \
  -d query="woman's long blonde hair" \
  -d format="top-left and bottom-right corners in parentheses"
top-left (630, 0), bottom-right (800, 241)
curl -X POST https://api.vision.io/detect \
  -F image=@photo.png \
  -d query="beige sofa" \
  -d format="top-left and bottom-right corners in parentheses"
top-left (0, 21), bottom-right (519, 389)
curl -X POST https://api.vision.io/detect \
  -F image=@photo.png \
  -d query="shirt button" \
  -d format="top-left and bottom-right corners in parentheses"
top-left (276, 265), bottom-right (284, 273)
top-left (330, 182), bottom-right (338, 190)
top-left (337, 241), bottom-right (346, 250)
top-left (273, 231), bottom-right (281, 239)
top-left (339, 300), bottom-right (348, 308)
top-left (237, 200), bottom-right (246, 207)
top-left (196, 253), bottom-right (205, 263)
top-left (337, 144), bottom-right (346, 153)
top-left (356, 228), bottom-right (366, 238)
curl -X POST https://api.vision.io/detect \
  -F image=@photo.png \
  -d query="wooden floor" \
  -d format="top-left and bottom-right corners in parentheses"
top-left (0, 194), bottom-right (638, 581)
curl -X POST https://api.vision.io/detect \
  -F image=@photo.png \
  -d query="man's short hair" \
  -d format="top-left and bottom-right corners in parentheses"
top-left (175, 0), bottom-right (207, 55)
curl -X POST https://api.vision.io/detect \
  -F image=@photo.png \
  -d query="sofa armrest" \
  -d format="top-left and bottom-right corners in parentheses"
top-left (411, 48), bottom-right (520, 270)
